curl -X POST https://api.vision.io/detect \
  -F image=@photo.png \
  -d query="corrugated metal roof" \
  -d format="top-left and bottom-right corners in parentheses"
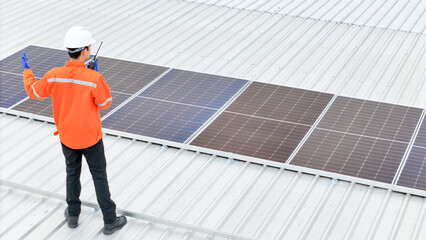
top-left (187, 0), bottom-right (426, 34)
top-left (1, 0), bottom-right (426, 239)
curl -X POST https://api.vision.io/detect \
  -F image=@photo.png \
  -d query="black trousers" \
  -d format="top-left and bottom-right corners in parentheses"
top-left (61, 139), bottom-right (117, 224)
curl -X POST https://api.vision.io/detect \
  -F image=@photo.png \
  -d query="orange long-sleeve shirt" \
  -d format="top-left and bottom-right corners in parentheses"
top-left (23, 61), bottom-right (112, 149)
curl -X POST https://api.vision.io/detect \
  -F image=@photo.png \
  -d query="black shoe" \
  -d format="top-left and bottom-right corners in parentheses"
top-left (103, 215), bottom-right (127, 235)
top-left (64, 208), bottom-right (79, 228)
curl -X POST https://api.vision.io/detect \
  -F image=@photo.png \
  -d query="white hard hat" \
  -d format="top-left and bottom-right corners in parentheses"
top-left (63, 26), bottom-right (96, 49)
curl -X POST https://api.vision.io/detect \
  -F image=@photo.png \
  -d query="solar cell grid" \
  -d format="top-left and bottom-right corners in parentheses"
top-left (0, 45), bottom-right (69, 78)
top-left (191, 112), bottom-right (311, 163)
top-left (98, 56), bottom-right (168, 94)
top-left (139, 69), bottom-right (248, 109)
top-left (102, 97), bottom-right (216, 143)
top-left (100, 92), bottom-right (131, 118)
top-left (225, 82), bottom-right (333, 125)
top-left (191, 82), bottom-right (333, 163)
top-left (13, 97), bottom-right (53, 118)
top-left (413, 118), bottom-right (426, 147)
top-left (0, 72), bottom-right (28, 108)
top-left (291, 96), bottom-right (423, 184)
top-left (317, 97), bottom-right (421, 142)
top-left (397, 146), bottom-right (426, 190)
top-left (291, 129), bottom-right (408, 183)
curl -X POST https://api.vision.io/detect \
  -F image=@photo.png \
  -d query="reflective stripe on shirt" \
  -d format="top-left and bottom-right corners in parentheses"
top-left (48, 78), bottom-right (97, 88)
top-left (31, 82), bottom-right (43, 99)
top-left (96, 97), bottom-right (112, 107)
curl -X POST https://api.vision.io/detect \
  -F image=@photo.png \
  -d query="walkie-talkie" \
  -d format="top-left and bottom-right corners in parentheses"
top-left (88, 41), bottom-right (103, 70)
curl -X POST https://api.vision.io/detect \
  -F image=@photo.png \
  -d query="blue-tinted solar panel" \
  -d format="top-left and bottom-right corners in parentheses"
top-left (139, 69), bottom-right (247, 109)
top-left (397, 146), bottom-right (426, 190)
top-left (102, 97), bottom-right (216, 143)
top-left (0, 72), bottom-right (28, 108)
top-left (0, 45), bottom-right (69, 79)
top-left (413, 118), bottom-right (426, 147)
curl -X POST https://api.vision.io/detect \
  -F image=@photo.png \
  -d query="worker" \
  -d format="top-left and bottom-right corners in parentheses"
top-left (21, 26), bottom-right (126, 235)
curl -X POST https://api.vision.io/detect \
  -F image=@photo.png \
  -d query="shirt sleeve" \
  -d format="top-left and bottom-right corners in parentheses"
top-left (23, 69), bottom-right (52, 99)
top-left (93, 75), bottom-right (112, 110)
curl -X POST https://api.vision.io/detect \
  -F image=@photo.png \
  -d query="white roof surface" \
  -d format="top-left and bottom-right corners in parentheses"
top-left (1, 0), bottom-right (426, 239)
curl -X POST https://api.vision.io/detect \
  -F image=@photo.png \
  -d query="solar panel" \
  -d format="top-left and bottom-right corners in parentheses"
top-left (0, 72), bottom-right (28, 108)
top-left (291, 96), bottom-right (423, 183)
top-left (413, 118), bottom-right (426, 147)
top-left (102, 97), bottom-right (217, 143)
top-left (316, 97), bottom-right (419, 142)
top-left (102, 69), bottom-right (248, 142)
top-left (397, 147), bottom-right (426, 190)
top-left (12, 97), bottom-right (53, 118)
top-left (190, 82), bottom-right (333, 162)
top-left (291, 129), bottom-right (408, 183)
top-left (139, 69), bottom-right (248, 108)
top-left (0, 46), bottom-right (69, 109)
top-left (191, 112), bottom-right (311, 162)
top-left (397, 118), bottom-right (426, 190)
top-left (0, 45), bottom-right (69, 78)
top-left (225, 82), bottom-right (333, 124)
top-left (97, 56), bottom-right (168, 94)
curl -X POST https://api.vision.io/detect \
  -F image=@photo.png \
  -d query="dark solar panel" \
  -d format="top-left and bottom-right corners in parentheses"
top-left (102, 97), bottom-right (216, 143)
top-left (291, 96), bottom-right (423, 184)
top-left (291, 129), bottom-right (408, 183)
top-left (191, 112), bottom-right (311, 163)
top-left (191, 82), bottom-right (333, 162)
top-left (317, 97), bottom-right (421, 142)
top-left (139, 69), bottom-right (248, 109)
top-left (12, 97), bottom-right (53, 118)
top-left (0, 72), bottom-right (28, 108)
top-left (413, 118), bottom-right (426, 147)
top-left (225, 82), bottom-right (333, 125)
top-left (397, 146), bottom-right (426, 190)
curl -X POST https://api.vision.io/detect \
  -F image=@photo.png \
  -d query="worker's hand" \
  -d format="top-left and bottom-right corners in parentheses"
top-left (87, 59), bottom-right (99, 72)
top-left (93, 59), bottom-right (99, 72)
top-left (21, 53), bottom-right (30, 70)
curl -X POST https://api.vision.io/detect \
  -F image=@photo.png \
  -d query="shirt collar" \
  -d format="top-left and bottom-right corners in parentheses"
top-left (65, 61), bottom-right (86, 67)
